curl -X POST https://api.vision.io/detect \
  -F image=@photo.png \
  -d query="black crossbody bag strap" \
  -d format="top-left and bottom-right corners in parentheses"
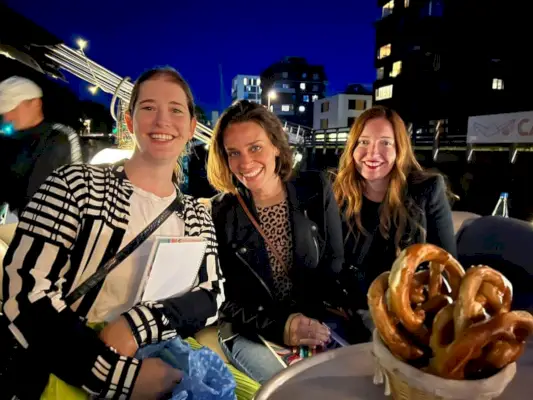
top-left (66, 195), bottom-right (181, 305)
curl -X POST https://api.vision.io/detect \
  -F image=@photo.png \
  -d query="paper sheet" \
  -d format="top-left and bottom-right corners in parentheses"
top-left (139, 237), bottom-right (207, 302)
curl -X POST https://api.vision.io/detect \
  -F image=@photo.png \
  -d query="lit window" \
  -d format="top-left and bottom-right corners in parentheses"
top-left (313, 73), bottom-right (319, 80)
top-left (390, 61), bottom-right (402, 77)
top-left (257, 78), bottom-right (261, 85)
top-left (377, 67), bottom-right (384, 80)
top-left (303, 95), bottom-right (310, 102)
top-left (320, 119), bottom-right (328, 129)
top-left (321, 101), bottom-right (330, 112)
top-left (375, 84), bottom-right (394, 101)
top-left (247, 85), bottom-right (252, 91)
top-left (243, 78), bottom-right (248, 85)
top-left (300, 83), bottom-right (306, 90)
top-left (299, 105), bottom-right (306, 112)
top-left (282, 72), bottom-right (288, 78)
top-left (312, 95), bottom-right (319, 102)
top-left (405, 0), bottom-right (410, 7)
top-left (283, 83), bottom-right (290, 89)
top-left (379, 44), bottom-right (391, 60)
top-left (492, 78), bottom-right (504, 90)
top-left (383, 0), bottom-right (394, 18)
top-left (302, 73), bottom-right (307, 78)
top-left (282, 105), bottom-right (290, 112)
top-left (312, 84), bottom-right (319, 91)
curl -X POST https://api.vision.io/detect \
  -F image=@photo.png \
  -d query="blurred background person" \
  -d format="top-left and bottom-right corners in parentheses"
top-left (0, 76), bottom-right (82, 217)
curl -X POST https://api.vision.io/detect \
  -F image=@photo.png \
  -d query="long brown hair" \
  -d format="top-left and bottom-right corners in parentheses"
top-left (207, 100), bottom-right (293, 193)
top-left (333, 106), bottom-right (426, 251)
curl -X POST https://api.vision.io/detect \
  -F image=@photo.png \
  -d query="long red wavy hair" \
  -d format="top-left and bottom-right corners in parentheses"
top-left (333, 106), bottom-right (425, 251)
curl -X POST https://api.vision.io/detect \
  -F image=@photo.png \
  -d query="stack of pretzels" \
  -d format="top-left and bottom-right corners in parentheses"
top-left (368, 243), bottom-right (533, 380)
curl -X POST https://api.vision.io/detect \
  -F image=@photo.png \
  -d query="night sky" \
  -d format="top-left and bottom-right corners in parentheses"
top-left (6, 0), bottom-right (379, 114)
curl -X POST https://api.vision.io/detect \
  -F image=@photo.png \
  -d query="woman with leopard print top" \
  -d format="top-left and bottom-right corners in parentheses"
top-left (206, 101), bottom-right (366, 383)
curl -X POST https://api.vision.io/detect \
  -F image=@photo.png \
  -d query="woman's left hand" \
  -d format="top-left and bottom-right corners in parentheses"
top-left (99, 316), bottom-right (139, 357)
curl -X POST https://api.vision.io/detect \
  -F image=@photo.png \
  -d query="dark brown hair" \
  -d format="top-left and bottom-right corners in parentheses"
top-left (128, 66), bottom-right (195, 117)
top-left (207, 100), bottom-right (293, 193)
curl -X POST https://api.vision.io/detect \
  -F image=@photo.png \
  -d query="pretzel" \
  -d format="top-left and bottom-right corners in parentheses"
top-left (430, 309), bottom-right (533, 379)
top-left (454, 266), bottom-right (513, 337)
top-left (368, 272), bottom-right (425, 360)
top-left (389, 244), bottom-right (465, 335)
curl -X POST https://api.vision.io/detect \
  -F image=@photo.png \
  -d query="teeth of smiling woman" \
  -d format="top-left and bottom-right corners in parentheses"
top-left (365, 161), bottom-right (382, 167)
top-left (242, 169), bottom-right (262, 178)
top-left (150, 134), bottom-right (174, 141)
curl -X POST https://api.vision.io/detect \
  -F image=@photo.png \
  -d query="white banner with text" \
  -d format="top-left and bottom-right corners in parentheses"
top-left (467, 111), bottom-right (533, 144)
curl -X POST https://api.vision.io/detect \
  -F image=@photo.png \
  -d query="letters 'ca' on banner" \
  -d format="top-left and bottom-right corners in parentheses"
top-left (467, 111), bottom-right (533, 144)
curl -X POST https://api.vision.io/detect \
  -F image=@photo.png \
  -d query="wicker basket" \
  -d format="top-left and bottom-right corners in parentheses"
top-left (371, 330), bottom-right (517, 400)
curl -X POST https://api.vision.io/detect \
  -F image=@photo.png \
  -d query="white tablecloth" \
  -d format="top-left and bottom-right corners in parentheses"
top-left (255, 340), bottom-right (533, 400)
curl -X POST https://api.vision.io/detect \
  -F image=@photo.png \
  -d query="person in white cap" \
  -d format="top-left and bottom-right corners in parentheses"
top-left (0, 76), bottom-right (82, 216)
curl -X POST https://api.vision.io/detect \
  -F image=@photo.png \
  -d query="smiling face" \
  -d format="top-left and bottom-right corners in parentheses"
top-left (125, 78), bottom-right (196, 164)
top-left (223, 121), bottom-right (281, 194)
top-left (353, 117), bottom-right (397, 182)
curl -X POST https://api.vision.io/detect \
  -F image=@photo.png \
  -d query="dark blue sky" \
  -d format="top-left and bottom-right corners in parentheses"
top-left (7, 0), bottom-right (379, 114)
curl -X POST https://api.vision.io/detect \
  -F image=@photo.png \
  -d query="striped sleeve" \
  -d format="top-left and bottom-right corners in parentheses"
top-left (123, 198), bottom-right (225, 346)
top-left (1, 167), bottom-right (141, 398)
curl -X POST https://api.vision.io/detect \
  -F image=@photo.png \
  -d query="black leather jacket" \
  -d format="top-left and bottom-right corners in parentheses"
top-left (212, 171), bottom-right (345, 344)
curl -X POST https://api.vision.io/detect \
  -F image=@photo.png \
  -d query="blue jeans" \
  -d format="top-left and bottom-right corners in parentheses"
top-left (219, 334), bottom-right (284, 384)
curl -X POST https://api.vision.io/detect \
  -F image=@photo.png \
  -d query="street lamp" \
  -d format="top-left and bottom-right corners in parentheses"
top-left (88, 85), bottom-right (99, 95)
top-left (267, 90), bottom-right (277, 111)
top-left (76, 38), bottom-right (88, 51)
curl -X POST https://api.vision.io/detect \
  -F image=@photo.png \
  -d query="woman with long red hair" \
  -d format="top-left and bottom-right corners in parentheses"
top-left (333, 106), bottom-right (455, 336)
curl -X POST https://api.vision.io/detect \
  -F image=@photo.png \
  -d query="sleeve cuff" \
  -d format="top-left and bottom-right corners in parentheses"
top-left (123, 303), bottom-right (177, 348)
top-left (82, 346), bottom-right (141, 399)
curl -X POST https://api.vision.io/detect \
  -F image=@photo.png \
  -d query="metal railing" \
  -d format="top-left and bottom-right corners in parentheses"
top-left (44, 44), bottom-right (213, 144)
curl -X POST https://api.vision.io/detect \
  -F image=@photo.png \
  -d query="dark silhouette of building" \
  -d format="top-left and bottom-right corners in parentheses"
top-left (373, 0), bottom-right (533, 136)
top-left (261, 57), bottom-right (327, 127)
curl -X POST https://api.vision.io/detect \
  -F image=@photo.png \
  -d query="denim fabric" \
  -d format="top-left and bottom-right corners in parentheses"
top-left (219, 334), bottom-right (284, 384)
top-left (135, 337), bottom-right (236, 400)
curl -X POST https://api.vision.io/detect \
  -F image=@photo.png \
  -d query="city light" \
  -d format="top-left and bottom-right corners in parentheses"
top-left (88, 85), bottom-right (99, 95)
top-left (298, 105), bottom-right (306, 112)
top-left (0, 122), bottom-right (14, 136)
top-left (76, 38), bottom-right (88, 51)
top-left (268, 90), bottom-right (277, 100)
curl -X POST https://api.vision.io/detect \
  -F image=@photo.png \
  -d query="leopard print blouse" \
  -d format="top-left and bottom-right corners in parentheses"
top-left (256, 199), bottom-right (293, 302)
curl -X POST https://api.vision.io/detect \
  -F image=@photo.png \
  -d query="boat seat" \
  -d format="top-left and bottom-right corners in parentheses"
top-left (456, 216), bottom-right (533, 309)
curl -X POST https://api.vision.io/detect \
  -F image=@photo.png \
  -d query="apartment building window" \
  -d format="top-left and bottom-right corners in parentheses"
top-left (312, 84), bottom-right (319, 91)
top-left (349, 99), bottom-right (367, 110)
top-left (313, 73), bottom-right (319, 80)
top-left (405, 0), bottom-right (410, 7)
top-left (312, 95), bottom-right (319, 102)
top-left (382, 0), bottom-right (394, 18)
top-left (390, 61), bottom-right (402, 77)
top-left (347, 117), bottom-right (356, 128)
top-left (375, 84), bottom-right (394, 101)
top-left (282, 83), bottom-right (290, 89)
top-left (320, 119), bottom-right (328, 129)
top-left (300, 83), bottom-right (306, 90)
top-left (321, 101), bottom-right (330, 112)
top-left (303, 95), bottom-right (310, 102)
top-left (282, 72), bottom-right (288, 78)
top-left (298, 105), bottom-right (306, 112)
top-left (492, 78), bottom-right (504, 90)
top-left (257, 78), bottom-right (261, 86)
top-left (377, 67), bottom-right (385, 80)
top-left (243, 77), bottom-right (248, 85)
top-left (302, 73), bottom-right (307, 78)
top-left (281, 104), bottom-right (291, 112)
top-left (378, 44), bottom-right (392, 60)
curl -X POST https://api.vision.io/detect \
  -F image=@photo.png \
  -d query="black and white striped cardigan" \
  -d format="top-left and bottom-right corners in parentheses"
top-left (1, 162), bottom-right (225, 398)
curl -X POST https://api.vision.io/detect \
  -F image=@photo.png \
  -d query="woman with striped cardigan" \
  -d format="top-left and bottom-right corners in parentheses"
top-left (1, 67), bottom-right (225, 399)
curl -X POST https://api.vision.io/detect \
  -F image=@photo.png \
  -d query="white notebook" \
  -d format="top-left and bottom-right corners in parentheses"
top-left (136, 236), bottom-right (207, 303)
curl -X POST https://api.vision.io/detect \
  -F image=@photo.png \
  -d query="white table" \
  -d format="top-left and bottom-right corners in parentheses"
top-left (254, 340), bottom-right (533, 400)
